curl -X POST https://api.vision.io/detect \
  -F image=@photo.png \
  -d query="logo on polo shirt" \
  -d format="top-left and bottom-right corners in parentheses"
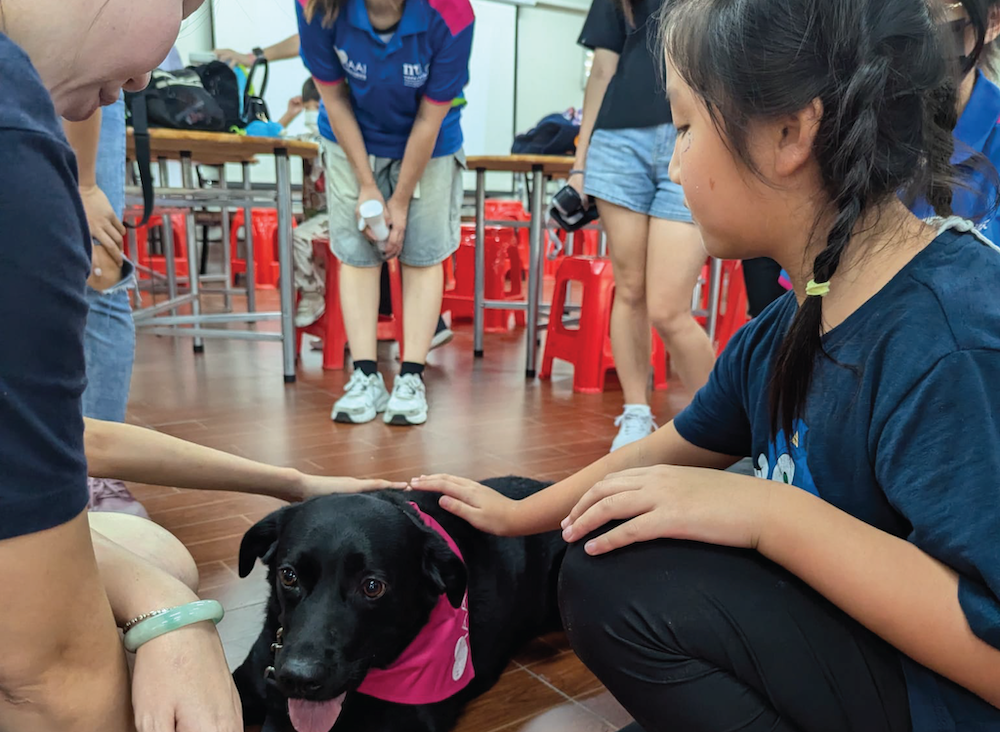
top-left (402, 62), bottom-right (429, 88)
top-left (335, 46), bottom-right (367, 81)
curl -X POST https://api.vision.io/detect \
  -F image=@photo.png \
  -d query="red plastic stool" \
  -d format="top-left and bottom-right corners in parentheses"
top-left (485, 199), bottom-right (530, 266)
top-left (297, 240), bottom-right (405, 370)
top-left (130, 214), bottom-right (188, 279)
top-left (230, 209), bottom-right (291, 289)
top-left (539, 256), bottom-right (668, 394)
top-left (442, 225), bottom-right (525, 332)
top-left (710, 259), bottom-right (749, 354)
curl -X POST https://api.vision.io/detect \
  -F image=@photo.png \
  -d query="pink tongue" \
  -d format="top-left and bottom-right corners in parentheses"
top-left (287, 693), bottom-right (347, 732)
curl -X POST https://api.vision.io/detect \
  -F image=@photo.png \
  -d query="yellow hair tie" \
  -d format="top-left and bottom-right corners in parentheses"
top-left (805, 279), bottom-right (831, 297)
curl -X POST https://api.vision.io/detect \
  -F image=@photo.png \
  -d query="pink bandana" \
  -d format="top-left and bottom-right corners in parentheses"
top-left (356, 503), bottom-right (475, 705)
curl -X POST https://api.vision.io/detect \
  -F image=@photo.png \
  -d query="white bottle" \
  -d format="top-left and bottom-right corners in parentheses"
top-left (358, 199), bottom-right (390, 256)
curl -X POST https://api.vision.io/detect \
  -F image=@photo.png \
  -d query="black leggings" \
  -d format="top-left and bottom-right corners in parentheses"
top-left (742, 257), bottom-right (786, 318)
top-left (559, 539), bottom-right (911, 732)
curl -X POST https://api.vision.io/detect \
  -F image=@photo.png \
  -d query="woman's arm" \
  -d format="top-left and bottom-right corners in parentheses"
top-left (382, 98), bottom-right (452, 252)
top-left (84, 418), bottom-right (405, 501)
top-left (63, 111), bottom-right (125, 289)
top-left (761, 485), bottom-right (1000, 707)
top-left (318, 81), bottom-right (376, 193)
top-left (214, 35), bottom-right (301, 68)
top-left (412, 421), bottom-right (740, 535)
top-left (0, 514), bottom-right (134, 732)
top-left (571, 48), bottom-right (619, 194)
top-left (92, 530), bottom-right (242, 732)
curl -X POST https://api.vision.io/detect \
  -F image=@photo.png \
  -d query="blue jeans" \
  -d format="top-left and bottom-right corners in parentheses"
top-left (82, 96), bottom-right (136, 423)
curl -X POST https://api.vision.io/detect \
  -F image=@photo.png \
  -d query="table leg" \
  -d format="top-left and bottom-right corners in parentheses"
top-left (706, 257), bottom-right (723, 343)
top-left (158, 159), bottom-right (178, 313)
top-left (180, 153), bottom-right (203, 353)
top-left (275, 151), bottom-right (297, 384)
top-left (219, 166), bottom-right (232, 312)
top-left (525, 166), bottom-right (545, 377)
top-left (242, 161), bottom-right (257, 314)
top-left (473, 168), bottom-right (486, 357)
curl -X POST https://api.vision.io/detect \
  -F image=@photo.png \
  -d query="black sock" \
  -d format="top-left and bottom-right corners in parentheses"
top-left (400, 362), bottom-right (425, 378)
top-left (434, 316), bottom-right (447, 335)
top-left (354, 359), bottom-right (377, 377)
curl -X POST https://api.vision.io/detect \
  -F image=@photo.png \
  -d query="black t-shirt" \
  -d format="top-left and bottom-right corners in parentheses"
top-left (578, 0), bottom-right (672, 131)
top-left (0, 33), bottom-right (91, 540)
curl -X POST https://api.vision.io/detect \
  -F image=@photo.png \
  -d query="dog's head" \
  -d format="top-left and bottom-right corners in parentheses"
top-left (238, 492), bottom-right (466, 727)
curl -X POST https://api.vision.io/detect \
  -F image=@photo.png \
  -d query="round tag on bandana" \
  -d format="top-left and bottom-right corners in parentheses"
top-left (453, 636), bottom-right (470, 681)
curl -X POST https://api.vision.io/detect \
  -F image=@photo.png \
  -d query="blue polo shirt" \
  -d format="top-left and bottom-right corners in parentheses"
top-left (296, 0), bottom-right (474, 159)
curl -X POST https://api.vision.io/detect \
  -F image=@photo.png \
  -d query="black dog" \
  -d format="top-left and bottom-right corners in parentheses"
top-left (234, 477), bottom-right (566, 732)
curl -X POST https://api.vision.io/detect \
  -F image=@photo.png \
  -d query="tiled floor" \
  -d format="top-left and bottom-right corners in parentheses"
top-left (125, 290), bottom-right (694, 732)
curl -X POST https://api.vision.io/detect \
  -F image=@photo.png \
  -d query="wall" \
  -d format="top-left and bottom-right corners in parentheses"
top-left (514, 3), bottom-right (588, 136)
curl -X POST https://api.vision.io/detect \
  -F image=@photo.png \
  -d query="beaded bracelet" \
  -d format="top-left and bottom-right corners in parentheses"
top-left (123, 600), bottom-right (225, 653)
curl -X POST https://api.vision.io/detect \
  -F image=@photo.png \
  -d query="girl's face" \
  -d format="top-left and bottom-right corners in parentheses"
top-left (15, 0), bottom-right (203, 120)
top-left (666, 58), bottom-right (826, 266)
top-left (665, 62), bottom-right (774, 261)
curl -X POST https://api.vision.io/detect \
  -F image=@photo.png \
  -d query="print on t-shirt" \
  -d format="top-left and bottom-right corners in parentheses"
top-left (754, 420), bottom-right (818, 497)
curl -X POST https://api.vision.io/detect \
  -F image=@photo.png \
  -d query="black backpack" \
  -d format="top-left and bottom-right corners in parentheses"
top-left (125, 59), bottom-right (270, 226)
top-left (511, 113), bottom-right (579, 156)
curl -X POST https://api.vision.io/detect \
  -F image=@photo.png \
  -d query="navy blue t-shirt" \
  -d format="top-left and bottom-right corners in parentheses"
top-left (675, 224), bottom-right (1000, 731)
top-left (0, 34), bottom-right (91, 540)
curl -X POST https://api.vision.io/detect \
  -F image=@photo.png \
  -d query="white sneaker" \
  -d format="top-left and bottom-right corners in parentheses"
top-left (384, 373), bottom-right (428, 425)
top-left (610, 405), bottom-right (657, 452)
top-left (294, 292), bottom-right (326, 328)
top-left (331, 369), bottom-right (390, 424)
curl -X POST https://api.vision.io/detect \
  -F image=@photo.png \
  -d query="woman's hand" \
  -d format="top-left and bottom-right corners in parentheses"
top-left (356, 183), bottom-right (387, 243)
top-left (213, 48), bottom-right (255, 68)
top-left (295, 474), bottom-right (409, 501)
top-left (567, 170), bottom-right (588, 207)
top-left (383, 195), bottom-right (409, 259)
top-left (561, 465), bottom-right (772, 556)
top-left (87, 242), bottom-right (125, 291)
top-left (81, 184), bottom-right (126, 253)
top-left (131, 622), bottom-right (243, 732)
top-left (410, 474), bottom-right (524, 536)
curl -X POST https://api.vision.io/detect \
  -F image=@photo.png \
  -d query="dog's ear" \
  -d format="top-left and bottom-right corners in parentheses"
top-left (423, 532), bottom-right (468, 609)
top-left (239, 507), bottom-right (288, 578)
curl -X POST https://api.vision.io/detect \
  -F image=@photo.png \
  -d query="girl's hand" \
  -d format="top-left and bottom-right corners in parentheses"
top-left (296, 474), bottom-right (409, 501)
top-left (131, 622), bottom-right (243, 732)
top-left (356, 184), bottom-right (387, 243)
top-left (561, 465), bottom-right (772, 556)
top-left (410, 474), bottom-right (523, 536)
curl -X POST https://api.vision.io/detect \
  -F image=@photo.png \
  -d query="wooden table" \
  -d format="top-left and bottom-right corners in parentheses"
top-left (125, 129), bottom-right (319, 383)
top-left (466, 155), bottom-right (574, 376)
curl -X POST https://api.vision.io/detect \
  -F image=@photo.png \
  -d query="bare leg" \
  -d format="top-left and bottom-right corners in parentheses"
top-left (599, 199), bottom-right (653, 406)
top-left (645, 219), bottom-right (715, 392)
top-left (401, 263), bottom-right (444, 365)
top-left (88, 512), bottom-right (199, 592)
top-left (339, 263), bottom-right (382, 363)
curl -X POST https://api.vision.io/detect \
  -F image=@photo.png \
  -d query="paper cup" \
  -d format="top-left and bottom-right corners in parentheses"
top-left (359, 200), bottom-right (390, 242)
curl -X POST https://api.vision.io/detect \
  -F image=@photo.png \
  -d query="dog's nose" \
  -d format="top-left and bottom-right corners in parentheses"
top-left (276, 658), bottom-right (328, 697)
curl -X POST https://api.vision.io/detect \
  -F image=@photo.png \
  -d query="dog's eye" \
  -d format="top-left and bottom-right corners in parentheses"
top-left (361, 578), bottom-right (386, 599)
top-left (279, 567), bottom-right (298, 588)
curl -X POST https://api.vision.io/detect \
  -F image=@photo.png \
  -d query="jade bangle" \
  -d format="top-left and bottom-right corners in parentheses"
top-left (123, 600), bottom-right (225, 652)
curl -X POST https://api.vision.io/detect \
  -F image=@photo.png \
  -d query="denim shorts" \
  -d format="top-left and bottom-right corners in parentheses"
top-left (323, 139), bottom-right (465, 268)
top-left (583, 123), bottom-right (693, 223)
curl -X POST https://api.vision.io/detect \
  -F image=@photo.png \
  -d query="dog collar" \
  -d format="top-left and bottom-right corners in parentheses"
top-left (355, 502), bottom-right (475, 704)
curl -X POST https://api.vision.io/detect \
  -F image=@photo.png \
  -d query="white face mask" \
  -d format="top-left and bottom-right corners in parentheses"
top-left (303, 108), bottom-right (320, 135)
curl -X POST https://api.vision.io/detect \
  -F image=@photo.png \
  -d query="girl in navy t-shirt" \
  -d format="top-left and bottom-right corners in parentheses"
top-left (414, 0), bottom-right (1000, 729)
